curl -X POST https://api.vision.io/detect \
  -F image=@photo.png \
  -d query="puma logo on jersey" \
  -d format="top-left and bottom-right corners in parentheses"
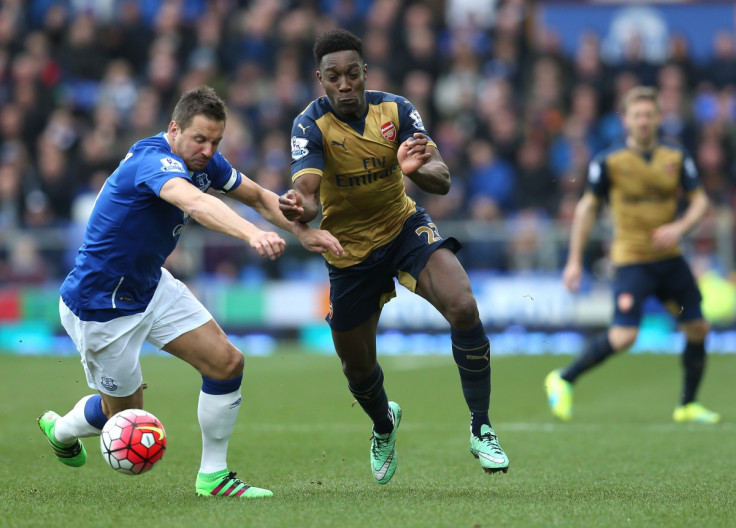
top-left (331, 137), bottom-right (347, 151)
top-left (297, 123), bottom-right (310, 134)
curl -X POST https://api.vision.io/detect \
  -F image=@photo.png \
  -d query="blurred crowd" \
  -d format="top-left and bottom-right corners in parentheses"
top-left (1, 0), bottom-right (736, 285)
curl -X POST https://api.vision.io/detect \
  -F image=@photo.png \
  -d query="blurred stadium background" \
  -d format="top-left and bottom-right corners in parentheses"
top-left (2, 0), bottom-right (736, 357)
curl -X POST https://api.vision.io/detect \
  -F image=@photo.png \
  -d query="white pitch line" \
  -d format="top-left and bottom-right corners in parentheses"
top-left (243, 421), bottom-right (735, 434)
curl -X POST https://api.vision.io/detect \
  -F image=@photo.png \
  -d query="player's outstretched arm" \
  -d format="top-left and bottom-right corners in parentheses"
top-left (399, 133), bottom-right (451, 195)
top-left (562, 191), bottom-right (601, 293)
top-left (230, 172), bottom-right (343, 257)
top-left (160, 177), bottom-right (286, 260)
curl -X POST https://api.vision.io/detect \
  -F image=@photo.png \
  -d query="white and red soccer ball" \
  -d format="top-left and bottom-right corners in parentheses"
top-left (100, 409), bottom-right (166, 475)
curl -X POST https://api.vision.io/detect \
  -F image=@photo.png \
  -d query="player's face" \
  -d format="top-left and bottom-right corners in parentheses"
top-left (168, 114), bottom-right (224, 171)
top-left (624, 99), bottom-right (660, 147)
top-left (317, 50), bottom-right (368, 120)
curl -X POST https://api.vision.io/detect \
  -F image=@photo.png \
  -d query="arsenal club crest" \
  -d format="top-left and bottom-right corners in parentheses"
top-left (617, 292), bottom-right (634, 313)
top-left (381, 122), bottom-right (397, 141)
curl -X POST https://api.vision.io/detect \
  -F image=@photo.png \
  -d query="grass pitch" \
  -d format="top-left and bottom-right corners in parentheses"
top-left (1, 349), bottom-right (734, 528)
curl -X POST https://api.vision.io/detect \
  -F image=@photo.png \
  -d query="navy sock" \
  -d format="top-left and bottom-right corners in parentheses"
top-left (451, 322), bottom-right (491, 437)
top-left (348, 363), bottom-right (392, 434)
top-left (562, 333), bottom-right (615, 383)
top-left (681, 341), bottom-right (706, 405)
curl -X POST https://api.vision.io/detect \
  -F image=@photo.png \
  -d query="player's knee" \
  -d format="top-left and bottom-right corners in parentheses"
top-left (341, 358), bottom-right (374, 383)
top-left (444, 294), bottom-right (479, 329)
top-left (211, 346), bottom-right (244, 380)
top-left (608, 328), bottom-right (638, 351)
top-left (682, 319), bottom-right (709, 342)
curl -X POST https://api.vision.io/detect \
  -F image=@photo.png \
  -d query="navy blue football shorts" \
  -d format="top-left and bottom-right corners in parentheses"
top-left (325, 208), bottom-right (462, 332)
top-left (612, 256), bottom-right (703, 327)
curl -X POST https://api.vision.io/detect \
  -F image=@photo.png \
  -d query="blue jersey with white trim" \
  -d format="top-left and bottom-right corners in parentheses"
top-left (61, 132), bottom-right (242, 320)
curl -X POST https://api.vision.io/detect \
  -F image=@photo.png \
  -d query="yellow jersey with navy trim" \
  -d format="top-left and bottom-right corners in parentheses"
top-left (587, 140), bottom-right (701, 266)
top-left (290, 91), bottom-right (435, 267)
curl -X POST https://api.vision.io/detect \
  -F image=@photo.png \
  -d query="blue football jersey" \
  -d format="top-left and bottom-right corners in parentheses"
top-left (61, 132), bottom-right (242, 321)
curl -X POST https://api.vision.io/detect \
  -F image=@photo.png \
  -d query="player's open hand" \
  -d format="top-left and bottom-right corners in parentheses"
top-left (398, 133), bottom-right (432, 175)
top-left (651, 223), bottom-right (682, 250)
top-left (279, 190), bottom-right (304, 221)
top-left (297, 227), bottom-right (345, 257)
top-left (250, 231), bottom-right (286, 260)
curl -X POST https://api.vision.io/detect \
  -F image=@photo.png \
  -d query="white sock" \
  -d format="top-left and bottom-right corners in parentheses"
top-left (54, 395), bottom-right (103, 443)
top-left (198, 388), bottom-right (242, 474)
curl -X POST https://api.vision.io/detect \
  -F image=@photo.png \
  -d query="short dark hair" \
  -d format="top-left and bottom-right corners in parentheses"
top-left (313, 28), bottom-right (364, 67)
top-left (171, 85), bottom-right (226, 131)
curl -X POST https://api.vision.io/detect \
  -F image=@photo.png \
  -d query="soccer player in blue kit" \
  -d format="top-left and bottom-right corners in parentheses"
top-left (279, 28), bottom-right (509, 484)
top-left (37, 86), bottom-right (343, 498)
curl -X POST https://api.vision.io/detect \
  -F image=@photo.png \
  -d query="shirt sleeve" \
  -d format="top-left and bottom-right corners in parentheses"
top-left (207, 152), bottom-right (242, 193)
top-left (396, 98), bottom-right (434, 144)
top-left (290, 114), bottom-right (324, 180)
top-left (679, 151), bottom-right (701, 192)
top-left (140, 153), bottom-right (189, 196)
top-left (586, 154), bottom-right (610, 199)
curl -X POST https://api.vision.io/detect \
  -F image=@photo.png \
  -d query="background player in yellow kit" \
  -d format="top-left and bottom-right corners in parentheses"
top-left (279, 28), bottom-right (509, 483)
top-left (545, 86), bottom-right (720, 424)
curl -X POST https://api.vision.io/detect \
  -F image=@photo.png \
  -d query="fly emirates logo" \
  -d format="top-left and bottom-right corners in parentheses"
top-left (335, 156), bottom-right (399, 188)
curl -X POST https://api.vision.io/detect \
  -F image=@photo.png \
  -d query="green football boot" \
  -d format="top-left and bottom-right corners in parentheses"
top-left (673, 402), bottom-right (721, 424)
top-left (195, 470), bottom-right (273, 498)
top-left (370, 401), bottom-right (402, 484)
top-left (37, 410), bottom-right (87, 467)
top-left (469, 424), bottom-right (509, 474)
top-left (545, 369), bottom-right (573, 421)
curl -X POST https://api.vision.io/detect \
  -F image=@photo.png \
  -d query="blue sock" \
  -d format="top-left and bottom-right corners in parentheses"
top-left (451, 322), bottom-right (491, 436)
top-left (83, 394), bottom-right (108, 430)
top-left (201, 375), bottom-right (243, 395)
top-left (348, 363), bottom-right (392, 434)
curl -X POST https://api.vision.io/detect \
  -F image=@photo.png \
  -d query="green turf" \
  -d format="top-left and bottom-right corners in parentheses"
top-left (1, 350), bottom-right (734, 528)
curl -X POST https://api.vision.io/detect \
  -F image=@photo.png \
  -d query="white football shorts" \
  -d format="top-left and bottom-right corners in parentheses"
top-left (59, 267), bottom-right (213, 397)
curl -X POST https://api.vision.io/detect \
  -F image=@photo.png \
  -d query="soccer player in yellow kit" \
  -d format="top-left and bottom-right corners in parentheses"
top-left (279, 28), bottom-right (509, 483)
top-left (546, 86), bottom-right (720, 424)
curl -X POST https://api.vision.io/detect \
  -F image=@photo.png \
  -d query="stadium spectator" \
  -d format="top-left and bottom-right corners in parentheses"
top-left (0, 1), bottom-right (733, 280)
top-left (702, 31), bottom-right (736, 89)
top-left (514, 137), bottom-right (560, 216)
top-left (465, 138), bottom-right (516, 214)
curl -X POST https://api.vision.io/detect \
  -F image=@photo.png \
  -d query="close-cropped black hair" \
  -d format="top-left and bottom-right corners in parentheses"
top-left (171, 85), bottom-right (226, 131)
top-left (313, 28), bottom-right (364, 67)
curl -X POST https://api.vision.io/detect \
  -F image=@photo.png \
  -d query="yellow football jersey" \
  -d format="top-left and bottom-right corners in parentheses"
top-left (587, 141), bottom-right (701, 265)
top-left (290, 91), bottom-right (435, 267)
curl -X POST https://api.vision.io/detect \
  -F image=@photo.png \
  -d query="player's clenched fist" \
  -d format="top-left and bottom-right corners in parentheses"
top-left (279, 189), bottom-right (304, 221)
top-left (249, 231), bottom-right (286, 260)
top-left (397, 133), bottom-right (432, 175)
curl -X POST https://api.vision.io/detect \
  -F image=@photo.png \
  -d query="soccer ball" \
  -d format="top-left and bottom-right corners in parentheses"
top-left (100, 409), bottom-right (167, 475)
